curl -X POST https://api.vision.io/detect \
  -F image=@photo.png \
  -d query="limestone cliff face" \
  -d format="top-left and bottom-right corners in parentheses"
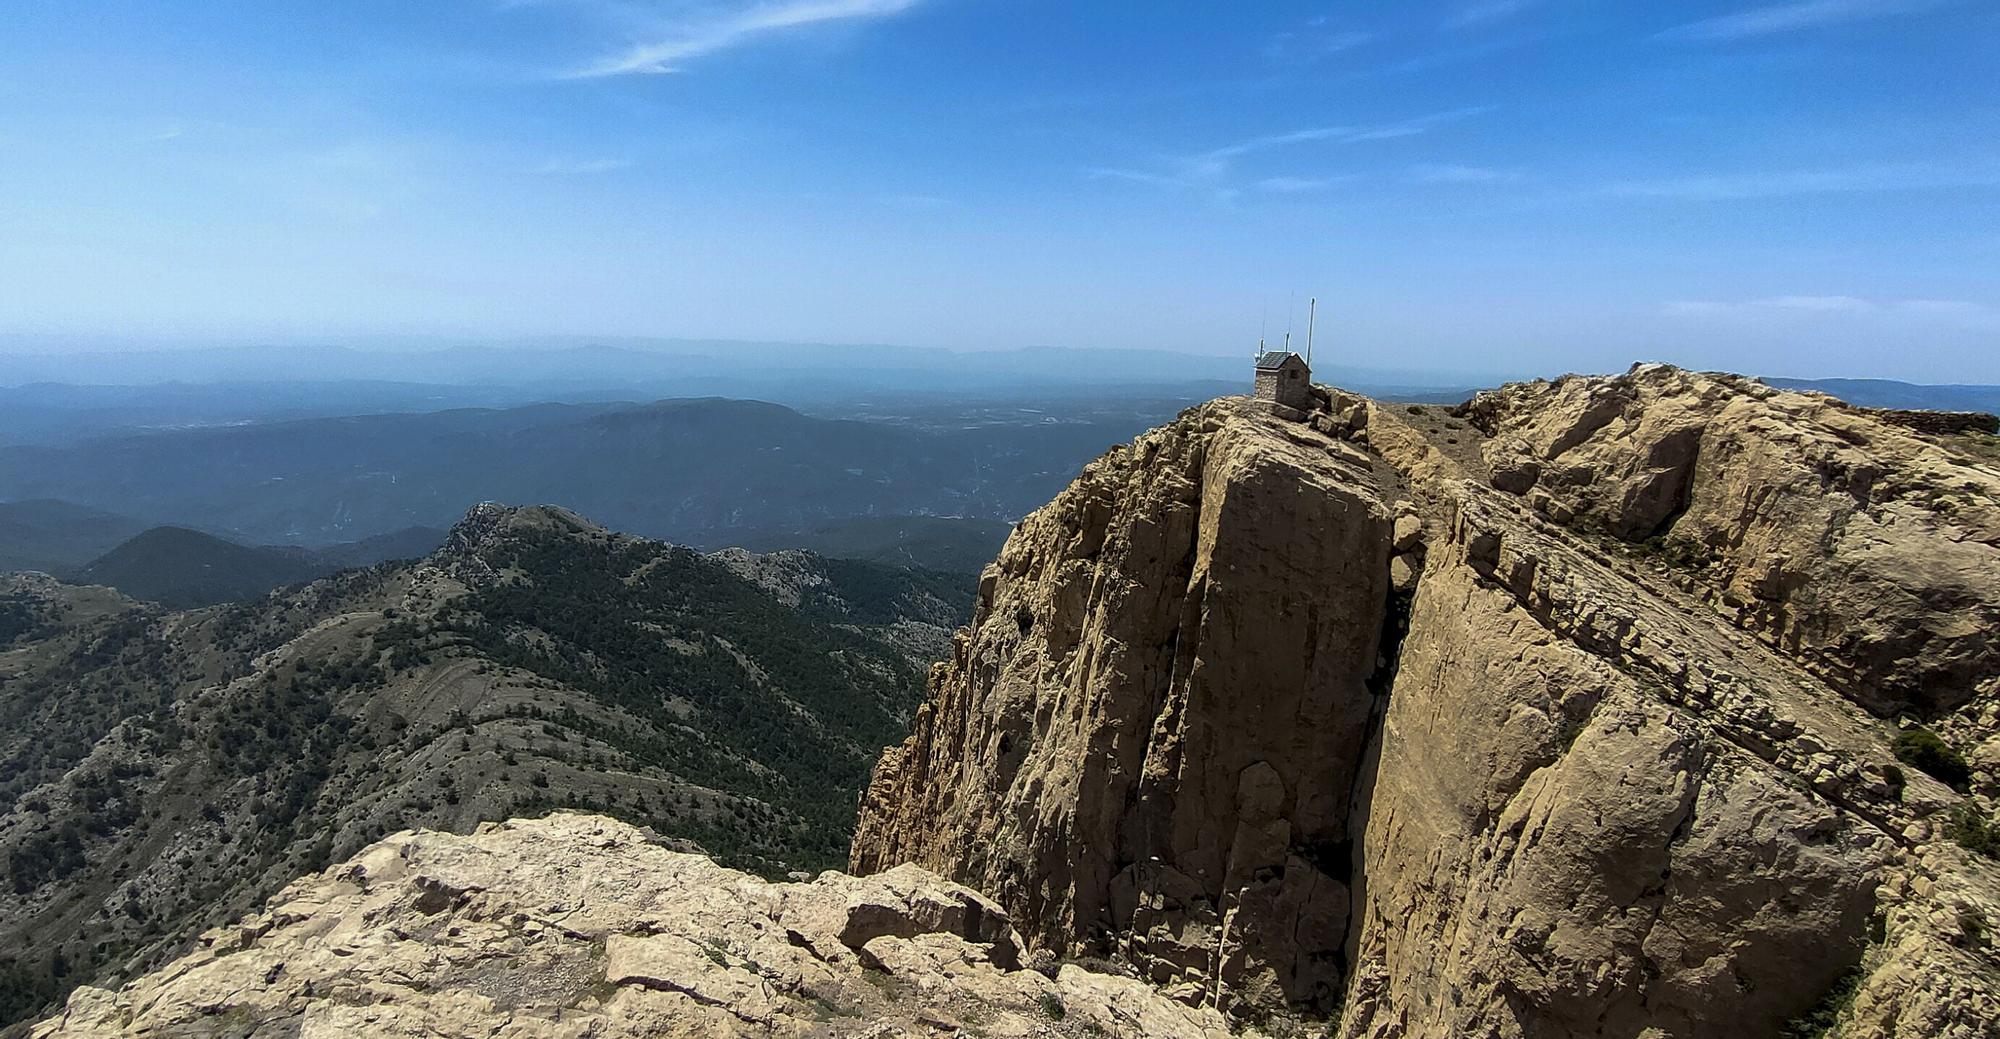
top-left (852, 402), bottom-right (1392, 1012)
top-left (1342, 485), bottom-right (1897, 1038)
top-left (853, 367), bottom-right (2000, 1037)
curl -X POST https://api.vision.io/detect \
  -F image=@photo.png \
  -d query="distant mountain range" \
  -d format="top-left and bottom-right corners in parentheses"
top-left (1762, 376), bottom-right (2000, 413)
top-left (0, 500), bottom-right (150, 574)
top-left (2, 373), bottom-right (1988, 601)
top-left (0, 499), bottom-right (445, 607)
top-left (0, 338), bottom-right (1482, 399)
top-left (0, 397), bottom-right (1168, 552)
top-left (735, 515), bottom-right (1014, 574)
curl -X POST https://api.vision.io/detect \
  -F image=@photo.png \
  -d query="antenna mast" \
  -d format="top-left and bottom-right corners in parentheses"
top-left (1306, 297), bottom-right (1317, 367)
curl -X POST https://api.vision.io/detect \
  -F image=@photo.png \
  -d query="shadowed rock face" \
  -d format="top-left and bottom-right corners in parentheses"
top-left (854, 368), bottom-right (2000, 1038)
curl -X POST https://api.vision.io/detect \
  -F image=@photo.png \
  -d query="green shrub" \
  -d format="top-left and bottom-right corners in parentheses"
top-left (1881, 764), bottom-right (1906, 800)
top-left (1893, 727), bottom-right (1971, 788)
top-left (1945, 804), bottom-right (2000, 859)
top-left (1779, 968), bottom-right (1862, 1039)
top-left (1961, 907), bottom-right (1989, 947)
top-left (1038, 991), bottom-right (1067, 1020)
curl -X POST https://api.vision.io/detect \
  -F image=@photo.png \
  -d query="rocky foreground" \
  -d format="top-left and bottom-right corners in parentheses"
top-left (852, 364), bottom-right (2000, 1037)
top-left (33, 814), bottom-right (1230, 1038)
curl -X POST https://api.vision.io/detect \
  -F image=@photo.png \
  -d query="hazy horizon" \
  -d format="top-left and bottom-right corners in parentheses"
top-left (8, 333), bottom-right (2000, 395)
top-left (3, 2), bottom-right (1997, 383)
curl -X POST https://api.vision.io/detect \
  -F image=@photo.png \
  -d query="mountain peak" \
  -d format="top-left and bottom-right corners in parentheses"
top-left (434, 503), bottom-right (608, 587)
top-left (442, 502), bottom-right (601, 551)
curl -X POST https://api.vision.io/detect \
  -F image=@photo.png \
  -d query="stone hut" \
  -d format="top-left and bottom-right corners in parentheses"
top-left (1253, 351), bottom-right (1313, 409)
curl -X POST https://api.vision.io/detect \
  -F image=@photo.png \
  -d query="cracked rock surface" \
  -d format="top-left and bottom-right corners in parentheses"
top-left (33, 813), bottom-right (1234, 1038)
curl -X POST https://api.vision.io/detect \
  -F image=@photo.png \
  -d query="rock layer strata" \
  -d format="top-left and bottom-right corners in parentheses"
top-left (852, 403), bottom-right (1392, 1012)
top-left (853, 367), bottom-right (2000, 1038)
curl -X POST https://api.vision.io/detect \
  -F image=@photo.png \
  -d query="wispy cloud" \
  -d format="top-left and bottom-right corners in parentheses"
top-left (1761, 294), bottom-right (1876, 311)
top-left (877, 193), bottom-right (954, 210)
top-left (1087, 167), bottom-right (1210, 190)
top-left (1194, 107), bottom-right (1492, 167)
top-left (1255, 175), bottom-right (1359, 193)
top-left (1601, 163), bottom-right (2000, 200)
top-left (1265, 17), bottom-right (1374, 65)
top-left (1901, 299), bottom-right (1993, 317)
top-left (1657, 0), bottom-right (1949, 42)
top-left (568, 0), bottom-right (924, 78)
top-left (1380, 30), bottom-right (1546, 75)
top-left (1444, 0), bottom-right (1542, 30)
top-left (1085, 167), bottom-right (1241, 205)
top-left (535, 157), bottom-right (633, 174)
top-left (1090, 107), bottom-right (1493, 204)
top-left (1412, 163), bottom-right (1518, 184)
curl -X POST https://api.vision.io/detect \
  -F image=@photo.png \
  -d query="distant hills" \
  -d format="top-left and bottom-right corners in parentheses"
top-left (70, 527), bottom-right (329, 608)
top-left (0, 500), bottom-right (149, 574)
top-left (0, 338), bottom-right (1477, 400)
top-left (0, 397), bottom-right (1167, 552)
top-left (0, 498), bottom-right (446, 608)
top-left (68, 525), bottom-right (446, 608)
top-left (737, 515), bottom-right (1014, 574)
top-left (1763, 376), bottom-right (2000, 413)
top-left (3, 374), bottom-right (1989, 597)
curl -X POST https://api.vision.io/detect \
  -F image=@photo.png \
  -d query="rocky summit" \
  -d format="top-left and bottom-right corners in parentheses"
top-left (851, 365), bottom-right (2000, 1038)
top-left (33, 813), bottom-right (1233, 1038)
top-left (19, 365), bottom-right (2000, 1039)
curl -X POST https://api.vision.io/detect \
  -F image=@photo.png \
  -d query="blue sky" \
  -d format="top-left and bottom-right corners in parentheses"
top-left (1, 0), bottom-right (1996, 382)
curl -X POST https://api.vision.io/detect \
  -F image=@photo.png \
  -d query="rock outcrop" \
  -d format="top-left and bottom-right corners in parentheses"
top-left (852, 401), bottom-right (1393, 1014)
top-left (34, 814), bottom-right (1236, 1039)
top-left (1462, 365), bottom-right (2000, 715)
top-left (853, 366), bottom-right (2000, 1037)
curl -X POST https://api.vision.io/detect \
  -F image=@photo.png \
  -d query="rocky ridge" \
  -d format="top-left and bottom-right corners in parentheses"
top-left (33, 814), bottom-right (1233, 1039)
top-left (852, 365), bottom-right (2000, 1037)
top-left (0, 506), bottom-right (963, 1029)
